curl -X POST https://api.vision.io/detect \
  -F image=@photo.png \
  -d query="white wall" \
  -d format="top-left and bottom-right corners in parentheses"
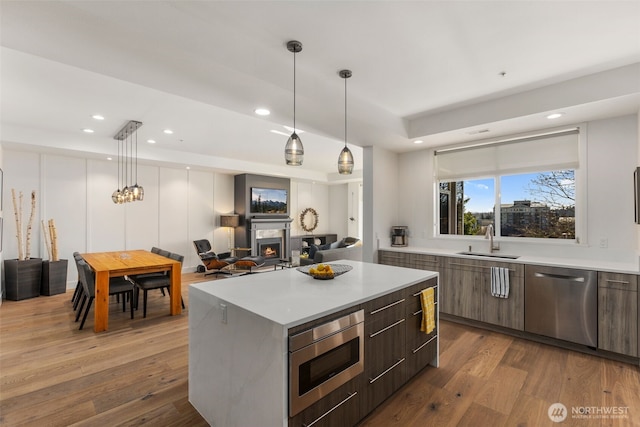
top-left (363, 146), bottom-right (399, 262)
top-left (290, 180), bottom-right (330, 236)
top-left (394, 114), bottom-right (639, 265)
top-left (0, 146), bottom-right (4, 302)
top-left (346, 181), bottom-right (363, 239)
top-left (328, 184), bottom-right (348, 240)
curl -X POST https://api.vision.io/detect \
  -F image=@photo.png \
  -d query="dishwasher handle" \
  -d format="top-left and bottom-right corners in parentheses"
top-left (533, 272), bottom-right (585, 282)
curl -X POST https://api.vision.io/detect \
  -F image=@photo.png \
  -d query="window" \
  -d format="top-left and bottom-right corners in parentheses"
top-left (439, 179), bottom-right (494, 236)
top-left (500, 171), bottom-right (575, 238)
top-left (436, 129), bottom-right (579, 240)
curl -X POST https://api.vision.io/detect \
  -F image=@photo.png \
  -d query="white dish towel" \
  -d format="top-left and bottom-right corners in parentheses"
top-left (490, 266), bottom-right (510, 298)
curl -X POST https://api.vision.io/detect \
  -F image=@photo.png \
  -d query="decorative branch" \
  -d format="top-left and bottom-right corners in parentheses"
top-left (11, 189), bottom-right (24, 260)
top-left (25, 191), bottom-right (36, 260)
top-left (42, 220), bottom-right (52, 261)
top-left (49, 219), bottom-right (59, 262)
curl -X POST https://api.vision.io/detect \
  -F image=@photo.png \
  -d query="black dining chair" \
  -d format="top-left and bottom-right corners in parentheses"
top-left (132, 252), bottom-right (185, 318)
top-left (71, 252), bottom-right (84, 310)
top-left (75, 259), bottom-right (135, 330)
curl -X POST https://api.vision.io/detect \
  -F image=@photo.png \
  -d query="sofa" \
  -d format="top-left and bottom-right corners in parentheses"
top-left (300, 237), bottom-right (362, 265)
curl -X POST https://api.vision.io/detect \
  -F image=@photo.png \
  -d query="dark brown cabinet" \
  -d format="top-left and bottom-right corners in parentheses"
top-left (288, 376), bottom-right (361, 427)
top-left (404, 278), bottom-right (438, 379)
top-left (361, 289), bottom-right (407, 415)
top-left (598, 272), bottom-right (638, 357)
top-left (359, 279), bottom-right (439, 419)
top-left (288, 276), bottom-right (439, 427)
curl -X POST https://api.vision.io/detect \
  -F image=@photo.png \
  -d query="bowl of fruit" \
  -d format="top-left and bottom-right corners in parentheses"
top-left (296, 263), bottom-right (353, 280)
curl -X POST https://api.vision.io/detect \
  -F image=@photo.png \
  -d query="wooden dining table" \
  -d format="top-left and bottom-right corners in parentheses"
top-left (80, 250), bottom-right (182, 332)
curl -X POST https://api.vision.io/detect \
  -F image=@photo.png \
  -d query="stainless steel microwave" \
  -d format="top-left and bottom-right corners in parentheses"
top-left (288, 309), bottom-right (364, 417)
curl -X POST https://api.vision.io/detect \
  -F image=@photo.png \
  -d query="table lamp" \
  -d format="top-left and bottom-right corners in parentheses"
top-left (220, 214), bottom-right (240, 250)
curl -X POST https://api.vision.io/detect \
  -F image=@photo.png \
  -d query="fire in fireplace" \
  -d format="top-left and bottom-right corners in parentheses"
top-left (257, 238), bottom-right (282, 260)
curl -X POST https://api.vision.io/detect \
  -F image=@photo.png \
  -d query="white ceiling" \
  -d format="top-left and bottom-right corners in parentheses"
top-left (1, 1), bottom-right (639, 182)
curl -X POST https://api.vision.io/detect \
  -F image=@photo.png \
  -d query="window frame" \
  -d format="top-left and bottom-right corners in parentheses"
top-left (434, 125), bottom-right (587, 244)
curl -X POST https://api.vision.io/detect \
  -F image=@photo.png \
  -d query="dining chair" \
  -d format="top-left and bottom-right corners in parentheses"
top-left (75, 259), bottom-right (135, 330)
top-left (71, 252), bottom-right (84, 309)
top-left (132, 252), bottom-right (185, 318)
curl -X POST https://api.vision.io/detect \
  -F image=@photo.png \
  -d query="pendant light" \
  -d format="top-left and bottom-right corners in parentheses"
top-left (112, 120), bottom-right (143, 204)
top-left (338, 69), bottom-right (354, 175)
top-left (130, 124), bottom-right (144, 201)
top-left (284, 40), bottom-right (304, 166)
top-left (111, 137), bottom-right (124, 204)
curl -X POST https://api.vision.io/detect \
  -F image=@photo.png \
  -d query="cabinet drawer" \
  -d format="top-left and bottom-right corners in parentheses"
top-left (405, 279), bottom-right (438, 316)
top-left (365, 317), bottom-right (406, 376)
top-left (446, 257), bottom-right (523, 277)
top-left (405, 335), bottom-right (437, 379)
top-left (410, 253), bottom-right (439, 270)
top-left (362, 356), bottom-right (406, 417)
top-left (598, 272), bottom-right (638, 291)
top-left (406, 311), bottom-right (438, 346)
top-left (378, 251), bottom-right (408, 267)
top-left (363, 289), bottom-right (405, 324)
top-left (289, 376), bottom-right (361, 427)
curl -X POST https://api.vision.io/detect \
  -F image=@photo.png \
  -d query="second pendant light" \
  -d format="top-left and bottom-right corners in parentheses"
top-left (284, 40), bottom-right (304, 166)
top-left (338, 69), bottom-right (354, 175)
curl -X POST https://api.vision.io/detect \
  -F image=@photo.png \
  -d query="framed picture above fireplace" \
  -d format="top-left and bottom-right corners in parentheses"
top-left (250, 187), bottom-right (288, 215)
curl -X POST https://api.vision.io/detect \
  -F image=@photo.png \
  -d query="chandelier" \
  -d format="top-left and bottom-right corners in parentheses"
top-left (112, 120), bottom-right (144, 204)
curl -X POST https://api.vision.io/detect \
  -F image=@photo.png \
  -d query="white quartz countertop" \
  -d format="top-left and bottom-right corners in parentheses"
top-left (190, 260), bottom-right (437, 328)
top-left (380, 246), bottom-right (639, 274)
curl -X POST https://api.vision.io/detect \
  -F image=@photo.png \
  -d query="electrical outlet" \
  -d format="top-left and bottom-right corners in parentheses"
top-left (220, 303), bottom-right (227, 324)
top-left (599, 238), bottom-right (608, 248)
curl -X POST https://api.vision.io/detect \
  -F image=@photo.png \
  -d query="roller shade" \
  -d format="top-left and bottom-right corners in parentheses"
top-left (435, 129), bottom-right (579, 180)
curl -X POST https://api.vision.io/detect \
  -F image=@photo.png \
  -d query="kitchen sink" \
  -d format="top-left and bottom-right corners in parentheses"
top-left (456, 251), bottom-right (520, 259)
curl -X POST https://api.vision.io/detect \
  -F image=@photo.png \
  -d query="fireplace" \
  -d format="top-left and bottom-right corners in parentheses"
top-left (257, 238), bottom-right (282, 260)
top-left (241, 217), bottom-right (293, 266)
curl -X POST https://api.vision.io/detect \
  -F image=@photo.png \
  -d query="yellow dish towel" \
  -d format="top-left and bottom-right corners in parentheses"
top-left (420, 287), bottom-right (435, 334)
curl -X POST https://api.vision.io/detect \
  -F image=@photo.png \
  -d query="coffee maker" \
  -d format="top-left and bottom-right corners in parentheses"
top-left (391, 226), bottom-right (408, 247)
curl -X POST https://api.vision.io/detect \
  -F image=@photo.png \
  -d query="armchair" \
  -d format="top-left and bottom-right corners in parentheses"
top-left (193, 239), bottom-right (238, 276)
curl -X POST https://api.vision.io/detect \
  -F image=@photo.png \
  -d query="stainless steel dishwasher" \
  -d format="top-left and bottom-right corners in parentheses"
top-left (524, 265), bottom-right (597, 347)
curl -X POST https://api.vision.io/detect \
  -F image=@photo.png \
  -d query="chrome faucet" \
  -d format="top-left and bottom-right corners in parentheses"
top-left (484, 224), bottom-right (500, 253)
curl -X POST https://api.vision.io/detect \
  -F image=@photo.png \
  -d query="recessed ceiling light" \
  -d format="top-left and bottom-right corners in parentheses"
top-left (186, 166), bottom-right (191, 170)
top-left (163, 129), bottom-right (173, 134)
top-left (107, 157), bottom-right (113, 161)
top-left (92, 114), bottom-right (105, 120)
top-left (82, 128), bottom-right (94, 133)
top-left (547, 113), bottom-right (564, 119)
top-left (414, 140), bottom-right (424, 144)
top-left (147, 139), bottom-right (156, 144)
top-left (254, 108), bottom-right (270, 116)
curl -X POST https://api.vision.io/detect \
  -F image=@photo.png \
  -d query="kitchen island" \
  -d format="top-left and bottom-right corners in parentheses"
top-left (189, 260), bottom-right (438, 427)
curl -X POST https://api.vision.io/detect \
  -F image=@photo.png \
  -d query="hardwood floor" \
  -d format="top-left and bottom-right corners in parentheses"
top-left (1, 272), bottom-right (639, 427)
